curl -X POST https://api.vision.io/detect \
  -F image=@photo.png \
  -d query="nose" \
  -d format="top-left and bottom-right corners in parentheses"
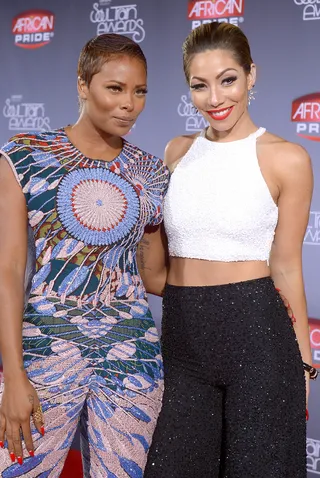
top-left (120, 93), bottom-right (134, 112)
top-left (208, 86), bottom-right (224, 108)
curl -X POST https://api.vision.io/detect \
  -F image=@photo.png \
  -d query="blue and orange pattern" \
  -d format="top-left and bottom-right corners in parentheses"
top-left (0, 129), bottom-right (169, 477)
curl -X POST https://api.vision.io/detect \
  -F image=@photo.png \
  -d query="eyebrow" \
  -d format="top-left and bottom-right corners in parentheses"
top-left (190, 68), bottom-right (238, 82)
top-left (104, 80), bottom-right (147, 87)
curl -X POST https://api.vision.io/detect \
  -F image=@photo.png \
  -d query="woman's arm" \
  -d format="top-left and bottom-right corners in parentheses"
top-left (0, 158), bottom-right (27, 378)
top-left (137, 135), bottom-right (196, 296)
top-left (269, 142), bottom-right (313, 403)
top-left (0, 157), bottom-right (42, 462)
top-left (137, 223), bottom-right (169, 296)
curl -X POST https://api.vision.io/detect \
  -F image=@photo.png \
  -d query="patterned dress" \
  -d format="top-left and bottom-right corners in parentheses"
top-left (0, 129), bottom-right (169, 478)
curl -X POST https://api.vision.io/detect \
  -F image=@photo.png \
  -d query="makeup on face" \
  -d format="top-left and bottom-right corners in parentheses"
top-left (82, 56), bottom-right (148, 136)
top-left (189, 50), bottom-right (251, 132)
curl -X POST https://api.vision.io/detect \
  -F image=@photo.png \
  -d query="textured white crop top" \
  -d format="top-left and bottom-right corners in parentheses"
top-left (163, 127), bottom-right (278, 262)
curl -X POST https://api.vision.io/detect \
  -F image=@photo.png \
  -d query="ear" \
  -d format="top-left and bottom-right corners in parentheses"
top-left (77, 76), bottom-right (89, 101)
top-left (247, 63), bottom-right (257, 90)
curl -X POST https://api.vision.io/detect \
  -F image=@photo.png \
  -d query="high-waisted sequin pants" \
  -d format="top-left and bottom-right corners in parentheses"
top-left (145, 277), bottom-right (306, 478)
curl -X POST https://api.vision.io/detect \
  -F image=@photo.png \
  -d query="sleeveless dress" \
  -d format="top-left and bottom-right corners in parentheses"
top-left (0, 129), bottom-right (169, 478)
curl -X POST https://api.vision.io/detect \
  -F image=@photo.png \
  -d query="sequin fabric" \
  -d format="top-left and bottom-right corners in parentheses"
top-left (0, 129), bottom-right (169, 478)
top-left (164, 127), bottom-right (279, 262)
top-left (145, 277), bottom-right (306, 478)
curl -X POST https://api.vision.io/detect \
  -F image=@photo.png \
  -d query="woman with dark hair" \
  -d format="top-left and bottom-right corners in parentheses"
top-left (0, 34), bottom-right (169, 477)
top-left (144, 22), bottom-right (315, 477)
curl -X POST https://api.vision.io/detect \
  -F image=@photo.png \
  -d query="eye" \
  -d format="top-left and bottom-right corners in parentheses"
top-left (222, 76), bottom-right (237, 86)
top-left (136, 88), bottom-right (148, 96)
top-left (190, 83), bottom-right (206, 91)
top-left (107, 85), bottom-right (122, 92)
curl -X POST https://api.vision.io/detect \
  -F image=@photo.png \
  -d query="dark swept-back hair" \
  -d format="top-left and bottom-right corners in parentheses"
top-left (78, 33), bottom-right (147, 85)
top-left (182, 22), bottom-right (253, 82)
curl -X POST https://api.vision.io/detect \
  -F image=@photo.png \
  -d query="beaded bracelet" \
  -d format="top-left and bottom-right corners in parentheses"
top-left (303, 362), bottom-right (318, 380)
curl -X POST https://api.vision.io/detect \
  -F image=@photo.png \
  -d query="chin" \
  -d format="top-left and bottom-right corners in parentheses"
top-left (204, 107), bottom-right (244, 133)
top-left (119, 127), bottom-right (132, 137)
top-left (114, 123), bottom-right (134, 136)
top-left (207, 119), bottom-right (235, 132)
top-left (101, 125), bottom-right (131, 137)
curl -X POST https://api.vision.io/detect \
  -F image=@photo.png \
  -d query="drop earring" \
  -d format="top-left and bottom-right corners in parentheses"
top-left (248, 86), bottom-right (256, 106)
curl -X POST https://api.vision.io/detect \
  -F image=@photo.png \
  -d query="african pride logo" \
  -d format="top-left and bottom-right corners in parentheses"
top-left (291, 93), bottom-right (320, 142)
top-left (187, 0), bottom-right (245, 28)
top-left (12, 10), bottom-right (55, 49)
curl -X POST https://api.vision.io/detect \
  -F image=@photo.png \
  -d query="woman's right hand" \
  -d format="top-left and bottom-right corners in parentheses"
top-left (0, 372), bottom-right (44, 464)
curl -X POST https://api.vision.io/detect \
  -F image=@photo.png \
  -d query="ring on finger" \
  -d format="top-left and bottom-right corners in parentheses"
top-left (33, 404), bottom-right (43, 423)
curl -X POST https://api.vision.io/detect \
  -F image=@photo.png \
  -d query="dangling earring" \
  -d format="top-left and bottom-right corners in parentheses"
top-left (248, 87), bottom-right (256, 106)
top-left (192, 104), bottom-right (199, 114)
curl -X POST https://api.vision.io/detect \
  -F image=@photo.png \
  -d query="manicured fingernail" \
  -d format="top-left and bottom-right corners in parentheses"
top-left (17, 456), bottom-right (23, 465)
top-left (306, 409), bottom-right (309, 421)
top-left (28, 450), bottom-right (35, 457)
top-left (40, 426), bottom-right (45, 436)
top-left (9, 453), bottom-right (15, 462)
top-left (0, 441), bottom-right (4, 448)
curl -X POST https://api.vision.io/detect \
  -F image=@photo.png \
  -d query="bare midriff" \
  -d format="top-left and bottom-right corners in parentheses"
top-left (167, 257), bottom-right (270, 287)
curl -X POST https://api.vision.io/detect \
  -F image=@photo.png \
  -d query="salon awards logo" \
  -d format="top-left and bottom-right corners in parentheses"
top-left (291, 93), bottom-right (320, 141)
top-left (177, 92), bottom-right (208, 132)
top-left (12, 10), bottom-right (55, 48)
top-left (306, 319), bottom-right (320, 476)
top-left (294, 0), bottom-right (320, 21)
top-left (3, 95), bottom-right (51, 132)
top-left (187, 0), bottom-right (245, 29)
top-left (90, 1), bottom-right (145, 42)
top-left (304, 212), bottom-right (320, 246)
top-left (307, 438), bottom-right (320, 475)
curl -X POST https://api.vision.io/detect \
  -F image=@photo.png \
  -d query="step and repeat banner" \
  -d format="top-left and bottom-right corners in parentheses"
top-left (0, 0), bottom-right (319, 475)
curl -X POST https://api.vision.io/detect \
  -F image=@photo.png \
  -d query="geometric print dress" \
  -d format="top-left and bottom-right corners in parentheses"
top-left (0, 129), bottom-right (169, 478)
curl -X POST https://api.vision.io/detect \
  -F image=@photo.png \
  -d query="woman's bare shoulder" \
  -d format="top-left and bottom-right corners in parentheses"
top-left (260, 131), bottom-right (310, 163)
top-left (260, 131), bottom-right (312, 181)
top-left (164, 133), bottom-right (199, 172)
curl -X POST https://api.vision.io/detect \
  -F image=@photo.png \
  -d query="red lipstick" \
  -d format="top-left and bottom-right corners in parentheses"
top-left (207, 106), bottom-right (234, 121)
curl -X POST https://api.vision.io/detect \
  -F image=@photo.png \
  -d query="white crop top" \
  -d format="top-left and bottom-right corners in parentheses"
top-left (163, 127), bottom-right (278, 262)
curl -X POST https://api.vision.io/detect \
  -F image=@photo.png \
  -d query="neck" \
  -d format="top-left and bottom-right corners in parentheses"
top-left (206, 111), bottom-right (258, 143)
top-left (66, 115), bottom-right (123, 161)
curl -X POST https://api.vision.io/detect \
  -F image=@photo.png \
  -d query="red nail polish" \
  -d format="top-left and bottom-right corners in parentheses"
top-left (306, 409), bottom-right (309, 421)
top-left (40, 426), bottom-right (45, 436)
top-left (9, 452), bottom-right (15, 462)
top-left (0, 441), bottom-right (4, 448)
top-left (17, 456), bottom-right (23, 465)
top-left (28, 450), bottom-right (35, 457)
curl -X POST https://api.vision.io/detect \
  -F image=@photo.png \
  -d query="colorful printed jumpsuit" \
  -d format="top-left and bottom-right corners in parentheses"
top-left (0, 129), bottom-right (169, 477)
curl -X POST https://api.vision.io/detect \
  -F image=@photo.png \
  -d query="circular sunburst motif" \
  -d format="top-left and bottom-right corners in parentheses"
top-left (72, 180), bottom-right (127, 230)
top-left (56, 168), bottom-right (140, 246)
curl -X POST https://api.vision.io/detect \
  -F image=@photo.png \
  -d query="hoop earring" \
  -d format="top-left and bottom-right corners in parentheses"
top-left (248, 88), bottom-right (256, 106)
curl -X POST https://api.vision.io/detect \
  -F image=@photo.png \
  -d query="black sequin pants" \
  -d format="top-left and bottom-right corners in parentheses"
top-left (144, 277), bottom-right (306, 478)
